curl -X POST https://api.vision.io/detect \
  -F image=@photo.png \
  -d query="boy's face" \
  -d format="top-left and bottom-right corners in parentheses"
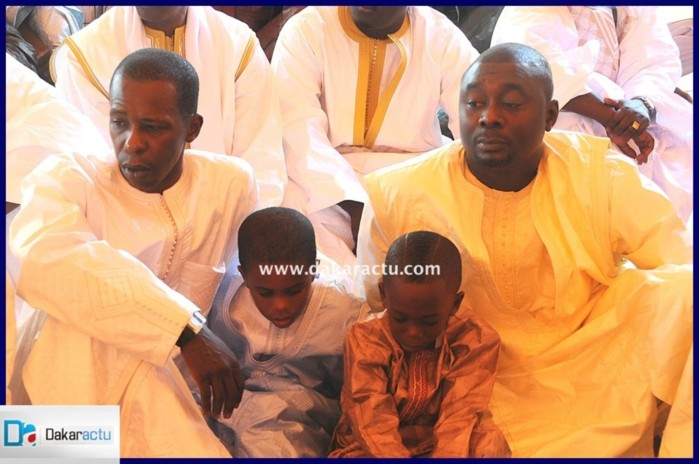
top-left (380, 277), bottom-right (463, 353)
top-left (239, 263), bottom-right (315, 329)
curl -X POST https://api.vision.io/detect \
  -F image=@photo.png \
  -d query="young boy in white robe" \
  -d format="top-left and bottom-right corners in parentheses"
top-left (205, 207), bottom-right (370, 457)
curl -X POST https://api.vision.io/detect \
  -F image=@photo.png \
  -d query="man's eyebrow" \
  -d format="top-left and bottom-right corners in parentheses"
top-left (465, 82), bottom-right (526, 94)
top-left (500, 82), bottom-right (527, 94)
top-left (140, 117), bottom-right (170, 124)
top-left (464, 82), bottom-right (483, 92)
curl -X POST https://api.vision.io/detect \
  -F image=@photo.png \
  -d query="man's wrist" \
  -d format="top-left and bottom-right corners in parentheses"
top-left (631, 96), bottom-right (656, 121)
top-left (175, 311), bottom-right (207, 348)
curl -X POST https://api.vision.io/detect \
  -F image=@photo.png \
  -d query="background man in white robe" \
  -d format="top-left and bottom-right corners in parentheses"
top-left (6, 52), bottom-right (112, 358)
top-left (272, 6), bottom-right (479, 267)
top-left (6, 52), bottom-right (109, 215)
top-left (9, 48), bottom-right (257, 457)
top-left (491, 6), bottom-right (693, 224)
top-left (355, 43), bottom-right (693, 457)
top-left (51, 5), bottom-right (286, 208)
top-left (6, 6), bottom-right (85, 84)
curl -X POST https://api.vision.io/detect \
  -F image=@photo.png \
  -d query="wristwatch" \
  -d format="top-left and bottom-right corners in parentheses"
top-left (632, 96), bottom-right (656, 121)
top-left (175, 311), bottom-right (207, 347)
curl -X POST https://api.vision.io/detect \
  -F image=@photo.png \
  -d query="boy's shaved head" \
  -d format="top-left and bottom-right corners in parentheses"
top-left (238, 207), bottom-right (316, 269)
top-left (381, 231), bottom-right (464, 352)
top-left (384, 231), bottom-right (462, 292)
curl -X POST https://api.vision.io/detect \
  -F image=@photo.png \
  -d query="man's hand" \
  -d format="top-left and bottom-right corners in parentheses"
top-left (603, 97), bottom-right (650, 140)
top-left (179, 326), bottom-right (244, 419)
top-left (607, 127), bottom-right (654, 165)
top-left (631, 130), bottom-right (654, 165)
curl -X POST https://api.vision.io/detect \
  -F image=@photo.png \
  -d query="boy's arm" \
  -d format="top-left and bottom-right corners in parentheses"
top-left (431, 315), bottom-right (502, 457)
top-left (339, 322), bottom-right (411, 457)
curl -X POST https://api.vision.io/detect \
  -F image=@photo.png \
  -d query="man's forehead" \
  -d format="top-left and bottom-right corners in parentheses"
top-left (110, 76), bottom-right (176, 97)
top-left (108, 81), bottom-right (180, 117)
top-left (464, 61), bottom-right (535, 87)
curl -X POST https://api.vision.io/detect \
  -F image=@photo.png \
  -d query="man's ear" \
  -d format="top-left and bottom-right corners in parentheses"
top-left (451, 291), bottom-right (464, 316)
top-left (185, 113), bottom-right (203, 143)
top-left (545, 99), bottom-right (559, 131)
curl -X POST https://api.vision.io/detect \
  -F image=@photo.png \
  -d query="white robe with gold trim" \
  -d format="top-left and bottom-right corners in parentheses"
top-left (272, 6), bottom-right (479, 266)
top-left (6, 52), bottom-right (110, 206)
top-left (52, 6), bottom-right (286, 208)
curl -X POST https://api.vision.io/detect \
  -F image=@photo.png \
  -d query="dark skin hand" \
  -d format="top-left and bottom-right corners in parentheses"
top-left (562, 92), bottom-right (653, 164)
top-left (338, 200), bottom-right (363, 254)
top-left (6, 202), bottom-right (20, 215)
top-left (603, 97), bottom-right (651, 136)
top-left (603, 97), bottom-right (653, 164)
top-left (606, 121), bottom-right (654, 165)
top-left (562, 92), bottom-right (615, 126)
top-left (674, 87), bottom-right (692, 104)
top-left (631, 130), bottom-right (654, 165)
top-left (179, 325), bottom-right (244, 419)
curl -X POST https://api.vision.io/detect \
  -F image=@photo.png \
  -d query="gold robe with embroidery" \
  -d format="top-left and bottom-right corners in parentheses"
top-left (330, 309), bottom-right (510, 457)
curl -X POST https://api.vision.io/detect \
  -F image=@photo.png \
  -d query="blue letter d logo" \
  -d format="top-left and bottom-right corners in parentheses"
top-left (4, 420), bottom-right (37, 447)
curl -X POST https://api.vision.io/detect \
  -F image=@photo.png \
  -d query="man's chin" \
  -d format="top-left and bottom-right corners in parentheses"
top-left (474, 152), bottom-right (512, 168)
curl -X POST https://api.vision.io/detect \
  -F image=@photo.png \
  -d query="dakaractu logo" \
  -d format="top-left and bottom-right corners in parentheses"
top-left (3, 419), bottom-right (113, 446)
top-left (3, 420), bottom-right (37, 447)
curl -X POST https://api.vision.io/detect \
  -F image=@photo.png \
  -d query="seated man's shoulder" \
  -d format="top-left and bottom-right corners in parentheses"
top-left (368, 141), bottom-right (462, 188)
top-left (20, 152), bottom-right (114, 204)
top-left (546, 129), bottom-right (612, 152)
top-left (202, 5), bottom-right (252, 31)
top-left (544, 130), bottom-right (634, 170)
top-left (42, 151), bottom-right (110, 177)
top-left (410, 6), bottom-right (473, 41)
top-left (183, 151), bottom-right (257, 203)
top-left (278, 6), bottom-right (332, 37)
top-left (185, 149), bottom-right (256, 179)
top-left (58, 5), bottom-right (113, 44)
top-left (289, 5), bottom-right (324, 21)
top-left (412, 5), bottom-right (461, 25)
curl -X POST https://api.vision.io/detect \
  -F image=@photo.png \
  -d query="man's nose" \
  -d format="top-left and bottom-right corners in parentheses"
top-left (125, 128), bottom-right (145, 152)
top-left (479, 104), bottom-right (504, 127)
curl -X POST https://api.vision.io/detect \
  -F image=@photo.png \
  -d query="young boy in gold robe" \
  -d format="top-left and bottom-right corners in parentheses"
top-left (330, 231), bottom-right (511, 457)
